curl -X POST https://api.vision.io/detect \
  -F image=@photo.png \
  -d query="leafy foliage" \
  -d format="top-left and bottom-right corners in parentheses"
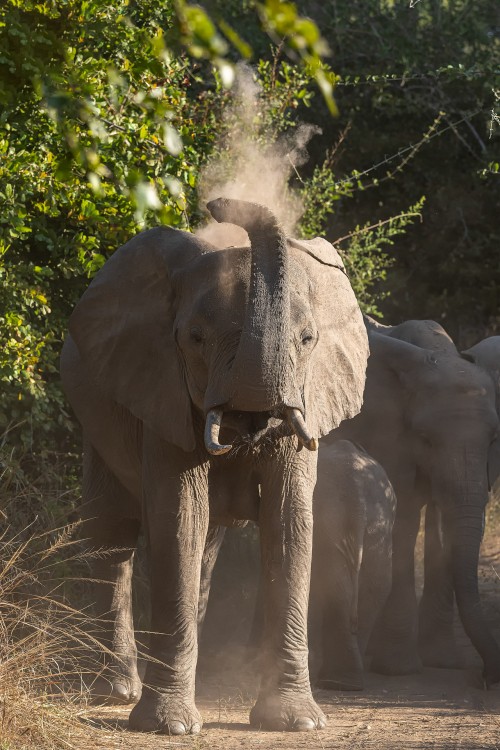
top-left (0, 1), bottom-right (220, 446)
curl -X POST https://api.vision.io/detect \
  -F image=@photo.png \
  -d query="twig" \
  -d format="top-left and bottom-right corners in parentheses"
top-left (325, 122), bottom-right (351, 169)
top-left (332, 110), bottom-right (485, 194)
top-left (463, 116), bottom-right (487, 153)
top-left (334, 209), bottom-right (424, 245)
top-left (444, 115), bottom-right (482, 161)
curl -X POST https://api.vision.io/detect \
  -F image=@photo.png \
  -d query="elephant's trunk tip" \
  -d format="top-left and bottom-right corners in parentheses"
top-left (206, 197), bottom-right (278, 234)
top-left (287, 408), bottom-right (318, 451)
top-left (204, 408), bottom-right (233, 456)
top-left (206, 198), bottom-right (231, 224)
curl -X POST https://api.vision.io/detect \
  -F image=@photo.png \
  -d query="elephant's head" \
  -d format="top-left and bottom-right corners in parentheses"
top-left (68, 198), bottom-right (368, 456)
top-left (369, 330), bottom-right (500, 685)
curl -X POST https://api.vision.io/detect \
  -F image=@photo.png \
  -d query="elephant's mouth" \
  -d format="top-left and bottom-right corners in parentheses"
top-left (204, 407), bottom-right (318, 456)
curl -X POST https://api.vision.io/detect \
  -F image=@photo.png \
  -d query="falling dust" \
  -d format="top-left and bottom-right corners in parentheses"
top-left (196, 64), bottom-right (320, 247)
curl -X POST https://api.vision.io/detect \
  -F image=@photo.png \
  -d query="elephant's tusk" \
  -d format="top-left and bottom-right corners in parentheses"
top-left (204, 409), bottom-right (233, 456)
top-left (287, 408), bottom-right (318, 451)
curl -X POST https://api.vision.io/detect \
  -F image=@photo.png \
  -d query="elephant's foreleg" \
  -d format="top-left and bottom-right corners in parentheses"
top-left (129, 436), bottom-right (209, 736)
top-left (82, 445), bottom-right (141, 704)
top-left (250, 443), bottom-right (326, 731)
top-left (418, 503), bottom-right (461, 668)
top-left (370, 503), bottom-right (422, 676)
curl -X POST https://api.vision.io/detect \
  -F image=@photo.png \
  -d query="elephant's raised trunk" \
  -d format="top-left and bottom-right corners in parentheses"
top-left (207, 197), bottom-right (295, 413)
top-left (203, 198), bottom-right (315, 453)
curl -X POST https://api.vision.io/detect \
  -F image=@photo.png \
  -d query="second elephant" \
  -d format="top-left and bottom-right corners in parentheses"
top-left (334, 318), bottom-right (500, 686)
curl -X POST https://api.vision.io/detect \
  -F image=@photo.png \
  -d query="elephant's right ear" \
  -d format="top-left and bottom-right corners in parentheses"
top-left (69, 227), bottom-right (208, 452)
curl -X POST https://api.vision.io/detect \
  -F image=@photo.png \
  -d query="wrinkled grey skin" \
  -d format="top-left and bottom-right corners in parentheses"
top-left (335, 318), bottom-right (500, 687)
top-left (310, 439), bottom-right (396, 692)
top-left (60, 198), bottom-right (368, 734)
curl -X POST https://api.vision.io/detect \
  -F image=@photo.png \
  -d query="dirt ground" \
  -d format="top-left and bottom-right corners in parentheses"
top-left (86, 516), bottom-right (500, 750)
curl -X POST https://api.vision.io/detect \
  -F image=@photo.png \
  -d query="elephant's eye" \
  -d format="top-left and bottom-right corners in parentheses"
top-left (190, 326), bottom-right (204, 344)
top-left (301, 329), bottom-right (315, 346)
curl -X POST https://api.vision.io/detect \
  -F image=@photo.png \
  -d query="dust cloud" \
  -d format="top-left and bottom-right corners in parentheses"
top-left (196, 64), bottom-right (320, 247)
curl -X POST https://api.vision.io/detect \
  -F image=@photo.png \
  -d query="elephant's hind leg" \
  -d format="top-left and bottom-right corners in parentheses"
top-left (314, 544), bottom-right (364, 691)
top-left (369, 504), bottom-right (422, 676)
top-left (82, 443), bottom-right (142, 704)
top-left (418, 503), bottom-right (461, 669)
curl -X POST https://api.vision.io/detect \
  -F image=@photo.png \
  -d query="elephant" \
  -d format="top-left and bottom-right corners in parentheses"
top-left (60, 198), bottom-right (369, 734)
top-left (310, 439), bottom-right (396, 692)
top-left (333, 317), bottom-right (500, 687)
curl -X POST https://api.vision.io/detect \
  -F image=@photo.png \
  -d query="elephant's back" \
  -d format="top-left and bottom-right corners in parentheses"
top-left (388, 319), bottom-right (457, 354)
top-left (315, 439), bottom-right (396, 530)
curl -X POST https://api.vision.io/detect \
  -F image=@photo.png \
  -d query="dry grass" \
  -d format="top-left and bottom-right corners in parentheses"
top-left (0, 526), bottom-right (93, 749)
top-left (0, 443), bottom-right (121, 750)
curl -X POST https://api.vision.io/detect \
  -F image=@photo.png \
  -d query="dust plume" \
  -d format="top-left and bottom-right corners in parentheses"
top-left (196, 64), bottom-right (320, 247)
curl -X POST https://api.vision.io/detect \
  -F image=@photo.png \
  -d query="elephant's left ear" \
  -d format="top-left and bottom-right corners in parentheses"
top-left (68, 227), bottom-right (208, 452)
top-left (290, 237), bottom-right (369, 438)
top-left (462, 336), bottom-right (500, 491)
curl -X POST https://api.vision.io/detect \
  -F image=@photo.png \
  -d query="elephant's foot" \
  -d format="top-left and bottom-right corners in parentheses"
top-left (316, 670), bottom-right (364, 692)
top-left (91, 664), bottom-right (142, 705)
top-left (485, 676), bottom-right (500, 690)
top-left (483, 662), bottom-right (500, 690)
top-left (370, 642), bottom-right (422, 676)
top-left (419, 635), bottom-right (462, 670)
top-left (249, 689), bottom-right (326, 731)
top-left (128, 690), bottom-right (202, 735)
top-left (316, 646), bottom-right (364, 691)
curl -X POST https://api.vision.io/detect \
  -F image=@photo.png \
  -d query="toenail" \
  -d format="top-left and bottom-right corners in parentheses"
top-left (292, 717), bottom-right (315, 731)
top-left (169, 721), bottom-right (187, 735)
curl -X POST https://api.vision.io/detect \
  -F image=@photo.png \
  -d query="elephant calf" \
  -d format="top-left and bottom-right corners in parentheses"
top-left (310, 439), bottom-right (396, 691)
